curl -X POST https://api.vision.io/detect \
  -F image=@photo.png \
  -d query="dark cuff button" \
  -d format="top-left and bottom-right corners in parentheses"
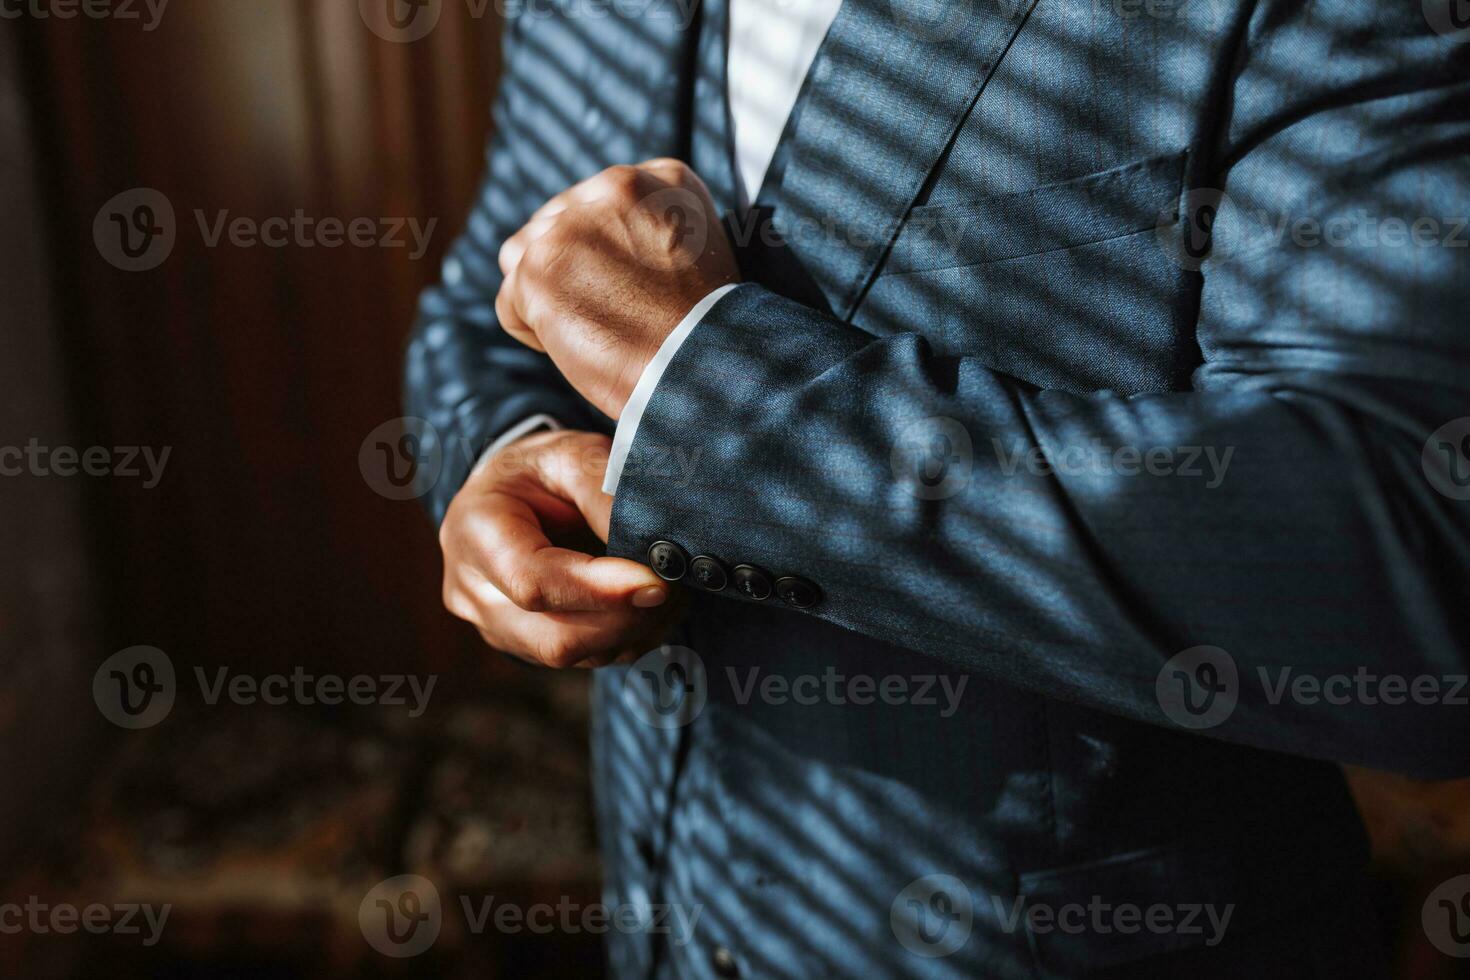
top-left (690, 555), bottom-right (728, 592)
top-left (731, 564), bottom-right (772, 601)
top-left (648, 540), bottom-right (688, 581)
top-left (775, 576), bottom-right (821, 609)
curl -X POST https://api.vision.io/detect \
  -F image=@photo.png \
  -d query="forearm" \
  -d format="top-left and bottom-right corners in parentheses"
top-left (607, 283), bottom-right (1470, 776)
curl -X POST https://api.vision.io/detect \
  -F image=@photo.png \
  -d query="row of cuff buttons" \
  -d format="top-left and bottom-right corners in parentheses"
top-left (647, 541), bottom-right (821, 609)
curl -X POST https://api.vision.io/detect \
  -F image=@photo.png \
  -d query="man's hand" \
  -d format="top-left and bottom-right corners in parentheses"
top-left (439, 429), bottom-right (680, 668)
top-left (496, 159), bottom-right (740, 419)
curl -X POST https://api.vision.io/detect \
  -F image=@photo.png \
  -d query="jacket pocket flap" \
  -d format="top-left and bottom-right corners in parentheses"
top-left (885, 151), bottom-right (1186, 274)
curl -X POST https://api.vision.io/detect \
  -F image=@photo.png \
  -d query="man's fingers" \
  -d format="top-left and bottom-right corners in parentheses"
top-left (498, 213), bottom-right (559, 277)
top-left (637, 157), bottom-right (697, 189)
top-left (469, 605), bottom-right (658, 669)
top-left (494, 269), bottom-right (543, 351)
top-left (486, 548), bottom-right (667, 613)
top-left (530, 435), bottom-right (616, 542)
top-left (473, 491), bottom-right (665, 611)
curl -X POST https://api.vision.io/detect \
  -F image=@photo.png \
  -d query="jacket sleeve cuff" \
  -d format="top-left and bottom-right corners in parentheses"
top-left (470, 412), bottom-right (564, 477)
top-left (602, 282), bottom-right (740, 495)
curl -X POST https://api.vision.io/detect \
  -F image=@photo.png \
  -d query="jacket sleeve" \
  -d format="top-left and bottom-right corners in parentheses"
top-left (604, 4), bottom-right (1470, 777)
top-left (403, 22), bottom-right (604, 526)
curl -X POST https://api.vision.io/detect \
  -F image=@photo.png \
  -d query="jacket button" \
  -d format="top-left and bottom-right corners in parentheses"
top-left (648, 541), bottom-right (688, 581)
top-left (775, 576), bottom-right (821, 609)
top-left (731, 564), bottom-right (772, 601)
top-left (690, 555), bottom-right (728, 592)
top-left (710, 946), bottom-right (740, 978)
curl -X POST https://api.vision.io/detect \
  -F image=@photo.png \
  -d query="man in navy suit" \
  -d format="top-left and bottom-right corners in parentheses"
top-left (407, 0), bottom-right (1470, 974)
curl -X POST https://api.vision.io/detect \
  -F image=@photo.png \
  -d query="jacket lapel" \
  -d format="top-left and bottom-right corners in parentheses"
top-left (771, 0), bottom-right (1041, 320)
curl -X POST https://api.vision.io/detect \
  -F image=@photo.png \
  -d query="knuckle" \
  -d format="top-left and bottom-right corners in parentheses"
top-left (645, 156), bottom-right (689, 179)
top-left (602, 165), bottom-right (641, 200)
top-left (441, 579), bottom-right (474, 624)
top-left (503, 565), bottom-right (548, 612)
top-left (542, 633), bottom-right (591, 669)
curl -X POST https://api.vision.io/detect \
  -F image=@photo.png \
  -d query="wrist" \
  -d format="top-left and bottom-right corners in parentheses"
top-left (480, 428), bottom-right (611, 490)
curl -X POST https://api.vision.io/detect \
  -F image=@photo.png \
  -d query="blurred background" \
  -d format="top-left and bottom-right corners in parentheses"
top-left (0, 2), bottom-right (1467, 977)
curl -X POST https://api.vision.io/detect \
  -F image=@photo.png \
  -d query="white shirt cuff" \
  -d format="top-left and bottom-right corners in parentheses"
top-left (602, 283), bottom-right (739, 496)
top-left (470, 413), bottom-right (563, 477)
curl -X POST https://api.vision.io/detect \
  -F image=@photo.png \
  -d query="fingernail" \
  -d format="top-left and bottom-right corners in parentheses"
top-left (632, 586), bottom-right (667, 608)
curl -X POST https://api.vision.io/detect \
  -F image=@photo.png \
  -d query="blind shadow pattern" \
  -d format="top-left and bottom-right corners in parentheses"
top-left (405, 0), bottom-right (1470, 975)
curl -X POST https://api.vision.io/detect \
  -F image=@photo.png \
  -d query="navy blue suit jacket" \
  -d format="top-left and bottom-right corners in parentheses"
top-left (406, 0), bottom-right (1470, 975)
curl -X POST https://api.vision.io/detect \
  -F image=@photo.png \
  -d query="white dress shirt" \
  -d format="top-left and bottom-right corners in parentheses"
top-left (600, 0), bottom-right (843, 493)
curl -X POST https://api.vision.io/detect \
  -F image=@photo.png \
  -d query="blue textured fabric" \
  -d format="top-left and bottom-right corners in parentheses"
top-left (406, 0), bottom-right (1470, 975)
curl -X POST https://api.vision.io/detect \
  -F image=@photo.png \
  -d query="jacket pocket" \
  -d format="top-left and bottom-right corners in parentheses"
top-left (882, 152), bottom-right (1187, 276)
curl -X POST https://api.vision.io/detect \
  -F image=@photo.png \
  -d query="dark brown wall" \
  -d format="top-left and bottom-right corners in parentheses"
top-left (0, 21), bottom-right (98, 866)
top-left (20, 0), bottom-right (502, 677)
